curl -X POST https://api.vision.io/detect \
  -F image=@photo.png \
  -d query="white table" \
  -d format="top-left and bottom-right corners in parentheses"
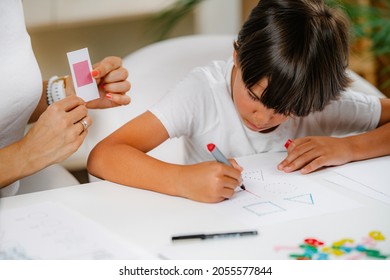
top-left (1, 153), bottom-right (389, 260)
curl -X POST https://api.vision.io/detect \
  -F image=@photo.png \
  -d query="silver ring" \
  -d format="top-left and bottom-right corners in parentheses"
top-left (80, 119), bottom-right (88, 131)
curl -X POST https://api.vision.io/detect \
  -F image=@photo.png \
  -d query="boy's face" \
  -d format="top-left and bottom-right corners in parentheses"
top-left (231, 66), bottom-right (289, 133)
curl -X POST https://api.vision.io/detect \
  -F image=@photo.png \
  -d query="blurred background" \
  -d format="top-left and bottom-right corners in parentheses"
top-left (23, 0), bottom-right (239, 78)
top-left (24, 0), bottom-right (390, 97)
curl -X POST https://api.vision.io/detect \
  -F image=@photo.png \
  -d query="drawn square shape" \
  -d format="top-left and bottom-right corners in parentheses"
top-left (73, 60), bottom-right (93, 87)
top-left (244, 201), bottom-right (285, 216)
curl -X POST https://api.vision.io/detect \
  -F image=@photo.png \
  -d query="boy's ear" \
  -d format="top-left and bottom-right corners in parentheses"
top-left (233, 50), bottom-right (238, 66)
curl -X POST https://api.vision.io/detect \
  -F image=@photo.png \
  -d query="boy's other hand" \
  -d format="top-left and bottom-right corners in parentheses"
top-left (277, 136), bottom-right (354, 174)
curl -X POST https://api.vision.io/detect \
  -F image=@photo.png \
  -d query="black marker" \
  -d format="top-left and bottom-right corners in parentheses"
top-left (172, 230), bottom-right (258, 241)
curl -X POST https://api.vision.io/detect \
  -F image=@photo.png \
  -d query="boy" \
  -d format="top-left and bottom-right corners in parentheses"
top-left (88, 0), bottom-right (390, 203)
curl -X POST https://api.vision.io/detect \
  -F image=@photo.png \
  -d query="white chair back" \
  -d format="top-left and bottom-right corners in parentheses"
top-left (87, 34), bottom-right (236, 170)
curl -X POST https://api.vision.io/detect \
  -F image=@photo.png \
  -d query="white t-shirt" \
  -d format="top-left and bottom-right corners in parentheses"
top-left (0, 0), bottom-right (42, 196)
top-left (150, 58), bottom-right (381, 164)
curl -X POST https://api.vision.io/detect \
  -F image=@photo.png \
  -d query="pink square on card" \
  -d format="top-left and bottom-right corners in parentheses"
top-left (73, 60), bottom-right (93, 87)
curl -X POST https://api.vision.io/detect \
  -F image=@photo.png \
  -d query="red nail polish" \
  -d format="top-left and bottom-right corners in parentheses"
top-left (91, 70), bottom-right (99, 77)
top-left (105, 93), bottom-right (112, 99)
top-left (284, 139), bottom-right (292, 149)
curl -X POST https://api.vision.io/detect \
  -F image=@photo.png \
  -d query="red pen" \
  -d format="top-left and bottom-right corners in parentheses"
top-left (207, 143), bottom-right (246, 190)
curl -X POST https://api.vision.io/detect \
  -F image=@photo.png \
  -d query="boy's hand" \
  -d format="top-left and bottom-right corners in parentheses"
top-left (177, 161), bottom-right (243, 203)
top-left (277, 136), bottom-right (354, 174)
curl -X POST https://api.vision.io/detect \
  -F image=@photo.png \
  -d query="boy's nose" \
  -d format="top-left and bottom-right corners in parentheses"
top-left (253, 111), bottom-right (273, 125)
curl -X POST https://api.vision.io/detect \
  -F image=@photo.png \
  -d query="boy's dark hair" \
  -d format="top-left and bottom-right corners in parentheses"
top-left (234, 0), bottom-right (351, 117)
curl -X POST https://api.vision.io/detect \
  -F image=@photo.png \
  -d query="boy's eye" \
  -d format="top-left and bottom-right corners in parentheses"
top-left (247, 89), bottom-right (260, 101)
top-left (248, 94), bottom-right (258, 101)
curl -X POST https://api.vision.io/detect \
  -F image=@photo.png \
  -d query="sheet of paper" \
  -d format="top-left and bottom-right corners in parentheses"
top-left (0, 202), bottom-right (157, 260)
top-left (326, 156), bottom-right (390, 205)
top-left (211, 153), bottom-right (361, 227)
top-left (67, 47), bottom-right (100, 101)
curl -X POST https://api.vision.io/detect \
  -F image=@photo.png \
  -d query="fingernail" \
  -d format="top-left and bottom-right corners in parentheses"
top-left (284, 139), bottom-right (292, 149)
top-left (284, 166), bottom-right (292, 172)
top-left (105, 93), bottom-right (112, 99)
top-left (91, 70), bottom-right (99, 77)
top-left (301, 167), bottom-right (308, 174)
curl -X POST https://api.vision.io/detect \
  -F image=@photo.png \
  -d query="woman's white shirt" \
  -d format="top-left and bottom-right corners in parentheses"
top-left (0, 0), bottom-right (42, 196)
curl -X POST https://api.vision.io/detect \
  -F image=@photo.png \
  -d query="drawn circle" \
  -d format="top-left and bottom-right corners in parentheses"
top-left (263, 182), bottom-right (297, 194)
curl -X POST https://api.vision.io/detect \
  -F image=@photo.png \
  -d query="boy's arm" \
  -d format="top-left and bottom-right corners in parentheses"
top-left (346, 98), bottom-right (390, 160)
top-left (87, 111), bottom-right (242, 203)
top-left (278, 98), bottom-right (390, 174)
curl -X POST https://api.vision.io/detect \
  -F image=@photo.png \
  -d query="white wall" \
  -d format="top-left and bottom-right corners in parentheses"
top-left (24, 0), bottom-right (242, 80)
top-left (23, 0), bottom-right (194, 79)
top-left (195, 0), bottom-right (241, 35)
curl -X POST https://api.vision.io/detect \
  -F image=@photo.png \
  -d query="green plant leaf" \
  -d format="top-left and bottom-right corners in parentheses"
top-left (149, 0), bottom-right (206, 42)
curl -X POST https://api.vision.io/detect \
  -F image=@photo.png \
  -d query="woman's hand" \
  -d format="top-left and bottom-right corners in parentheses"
top-left (277, 136), bottom-right (354, 174)
top-left (65, 56), bottom-right (131, 109)
top-left (20, 95), bottom-right (92, 172)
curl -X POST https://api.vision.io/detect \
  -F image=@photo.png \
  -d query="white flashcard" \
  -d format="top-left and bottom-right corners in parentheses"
top-left (67, 48), bottom-right (100, 102)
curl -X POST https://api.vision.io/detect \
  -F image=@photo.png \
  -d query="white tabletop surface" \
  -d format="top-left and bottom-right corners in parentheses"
top-left (1, 153), bottom-right (389, 260)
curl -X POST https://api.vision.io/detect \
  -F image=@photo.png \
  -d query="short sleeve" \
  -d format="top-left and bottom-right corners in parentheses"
top-left (149, 67), bottom-right (218, 139)
top-left (309, 89), bottom-right (381, 136)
